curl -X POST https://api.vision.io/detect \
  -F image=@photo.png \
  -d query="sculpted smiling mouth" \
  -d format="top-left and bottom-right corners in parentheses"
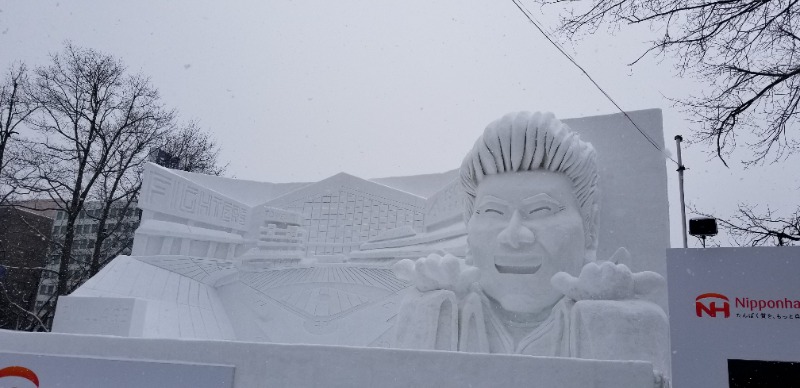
top-left (494, 255), bottom-right (543, 274)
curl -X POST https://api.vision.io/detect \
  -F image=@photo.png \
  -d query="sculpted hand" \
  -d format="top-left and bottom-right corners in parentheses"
top-left (393, 253), bottom-right (479, 296)
top-left (550, 247), bottom-right (665, 301)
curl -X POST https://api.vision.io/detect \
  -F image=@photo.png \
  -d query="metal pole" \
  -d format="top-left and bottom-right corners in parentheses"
top-left (675, 135), bottom-right (688, 248)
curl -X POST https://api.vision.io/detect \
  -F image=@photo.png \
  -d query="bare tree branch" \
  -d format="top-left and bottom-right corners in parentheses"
top-left (0, 63), bottom-right (37, 206)
top-left (158, 120), bottom-right (227, 175)
top-left (536, 0), bottom-right (800, 165)
top-left (695, 204), bottom-right (800, 246)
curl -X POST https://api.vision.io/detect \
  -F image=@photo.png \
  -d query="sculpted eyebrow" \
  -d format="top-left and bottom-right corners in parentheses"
top-left (477, 195), bottom-right (509, 206)
top-left (521, 193), bottom-right (560, 205)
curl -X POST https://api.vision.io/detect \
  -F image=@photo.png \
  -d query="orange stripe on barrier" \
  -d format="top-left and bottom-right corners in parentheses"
top-left (0, 366), bottom-right (40, 387)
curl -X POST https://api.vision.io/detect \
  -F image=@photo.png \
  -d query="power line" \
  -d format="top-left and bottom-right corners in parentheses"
top-left (510, 0), bottom-right (679, 165)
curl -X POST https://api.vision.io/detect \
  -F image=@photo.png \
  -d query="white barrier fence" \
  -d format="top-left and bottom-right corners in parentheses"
top-left (0, 330), bottom-right (658, 388)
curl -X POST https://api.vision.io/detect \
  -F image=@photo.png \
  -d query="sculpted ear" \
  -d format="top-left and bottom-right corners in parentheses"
top-left (584, 203), bottom-right (599, 256)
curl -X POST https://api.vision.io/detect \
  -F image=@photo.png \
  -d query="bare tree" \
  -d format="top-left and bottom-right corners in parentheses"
top-left (159, 120), bottom-right (227, 175)
top-left (25, 43), bottom-right (173, 305)
top-left (696, 205), bottom-right (799, 246)
top-left (533, 0), bottom-right (800, 166)
top-left (0, 63), bottom-right (37, 205)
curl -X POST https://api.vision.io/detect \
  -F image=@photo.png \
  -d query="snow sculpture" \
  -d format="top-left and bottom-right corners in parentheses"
top-left (393, 112), bottom-right (670, 381)
top-left (238, 205), bottom-right (308, 270)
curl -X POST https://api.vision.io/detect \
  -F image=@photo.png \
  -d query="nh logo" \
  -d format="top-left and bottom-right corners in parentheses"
top-left (696, 293), bottom-right (730, 318)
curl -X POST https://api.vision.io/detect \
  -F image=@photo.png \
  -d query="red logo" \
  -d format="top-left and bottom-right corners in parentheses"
top-left (0, 366), bottom-right (39, 387)
top-left (696, 293), bottom-right (730, 318)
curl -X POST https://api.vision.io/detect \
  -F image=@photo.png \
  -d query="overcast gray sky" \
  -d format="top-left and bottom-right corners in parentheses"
top-left (2, 0), bottom-right (797, 248)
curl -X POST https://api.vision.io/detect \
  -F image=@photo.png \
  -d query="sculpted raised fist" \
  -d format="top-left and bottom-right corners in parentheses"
top-left (393, 253), bottom-right (479, 296)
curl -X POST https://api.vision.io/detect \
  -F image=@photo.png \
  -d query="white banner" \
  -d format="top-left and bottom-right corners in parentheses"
top-left (667, 247), bottom-right (800, 388)
top-left (0, 352), bottom-right (234, 388)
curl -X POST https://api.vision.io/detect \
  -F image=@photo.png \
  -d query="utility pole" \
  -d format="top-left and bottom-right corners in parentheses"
top-left (675, 135), bottom-right (688, 248)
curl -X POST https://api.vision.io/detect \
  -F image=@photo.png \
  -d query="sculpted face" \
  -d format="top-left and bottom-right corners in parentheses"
top-left (467, 170), bottom-right (586, 315)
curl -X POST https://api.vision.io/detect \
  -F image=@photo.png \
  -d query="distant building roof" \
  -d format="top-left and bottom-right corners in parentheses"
top-left (164, 167), bottom-right (459, 206)
top-left (8, 199), bottom-right (61, 219)
top-left (169, 169), bottom-right (311, 206)
top-left (369, 169), bottom-right (458, 199)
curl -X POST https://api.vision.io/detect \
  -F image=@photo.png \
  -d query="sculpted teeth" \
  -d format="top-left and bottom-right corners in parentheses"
top-left (493, 255), bottom-right (543, 274)
top-left (495, 264), bottom-right (542, 274)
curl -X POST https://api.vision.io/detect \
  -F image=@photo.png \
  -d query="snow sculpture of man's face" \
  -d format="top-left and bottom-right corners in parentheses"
top-left (467, 170), bottom-right (586, 315)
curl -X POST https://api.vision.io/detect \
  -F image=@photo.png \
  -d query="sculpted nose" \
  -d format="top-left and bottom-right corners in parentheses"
top-left (497, 210), bottom-right (535, 249)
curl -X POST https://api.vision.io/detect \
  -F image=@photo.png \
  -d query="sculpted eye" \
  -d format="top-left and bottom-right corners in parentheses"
top-left (475, 200), bottom-right (508, 216)
top-left (475, 207), bottom-right (504, 216)
top-left (527, 204), bottom-right (565, 217)
top-left (529, 206), bottom-right (553, 214)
